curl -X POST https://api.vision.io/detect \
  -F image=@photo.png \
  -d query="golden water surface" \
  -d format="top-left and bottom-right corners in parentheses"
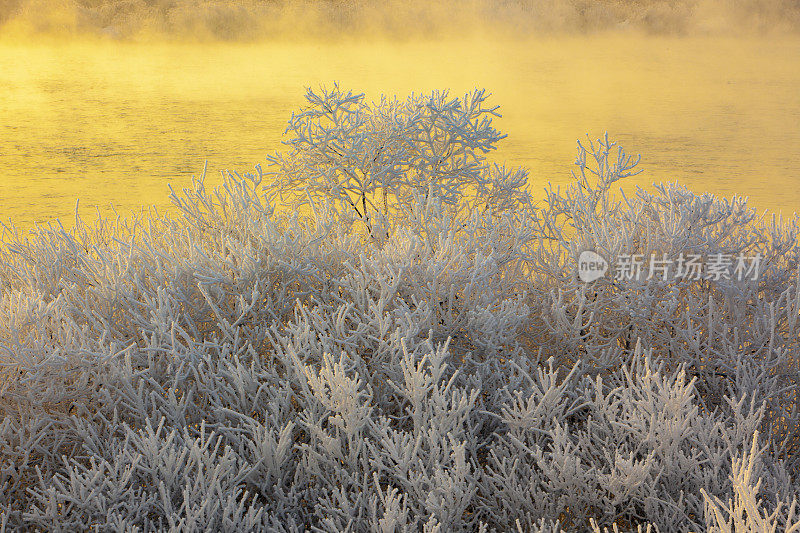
top-left (1, 35), bottom-right (799, 230)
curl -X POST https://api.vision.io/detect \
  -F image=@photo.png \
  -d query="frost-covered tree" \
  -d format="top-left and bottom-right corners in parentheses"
top-left (0, 87), bottom-right (798, 532)
top-left (265, 85), bottom-right (531, 246)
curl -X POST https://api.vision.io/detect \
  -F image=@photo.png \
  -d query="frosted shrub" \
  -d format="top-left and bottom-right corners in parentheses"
top-left (702, 432), bottom-right (800, 533)
top-left (265, 85), bottom-right (533, 250)
top-left (0, 87), bottom-right (798, 531)
top-left (528, 133), bottom-right (800, 472)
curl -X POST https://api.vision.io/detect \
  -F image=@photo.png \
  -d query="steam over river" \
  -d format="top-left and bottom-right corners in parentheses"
top-left (1, 35), bottom-right (799, 228)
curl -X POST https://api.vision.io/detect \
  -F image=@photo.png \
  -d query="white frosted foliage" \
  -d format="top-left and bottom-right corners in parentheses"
top-left (0, 87), bottom-right (798, 531)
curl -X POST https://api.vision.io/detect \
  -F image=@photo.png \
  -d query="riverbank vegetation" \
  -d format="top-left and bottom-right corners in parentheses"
top-left (0, 87), bottom-right (798, 531)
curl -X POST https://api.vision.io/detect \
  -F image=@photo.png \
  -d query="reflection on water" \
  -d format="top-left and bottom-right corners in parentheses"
top-left (0, 36), bottom-right (799, 229)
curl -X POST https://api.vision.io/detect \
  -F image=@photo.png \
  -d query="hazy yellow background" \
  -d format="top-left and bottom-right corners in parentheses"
top-left (1, 0), bottom-right (799, 229)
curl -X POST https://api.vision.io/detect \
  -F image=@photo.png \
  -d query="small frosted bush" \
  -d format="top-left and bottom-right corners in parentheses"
top-left (265, 85), bottom-right (532, 248)
top-left (0, 87), bottom-right (797, 531)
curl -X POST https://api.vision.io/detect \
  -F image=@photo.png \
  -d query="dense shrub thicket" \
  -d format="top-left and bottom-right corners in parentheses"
top-left (0, 87), bottom-right (798, 532)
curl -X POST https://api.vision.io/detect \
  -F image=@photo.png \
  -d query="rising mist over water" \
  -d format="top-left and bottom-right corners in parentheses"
top-left (2, 35), bottom-right (799, 228)
top-left (1, 0), bottom-right (800, 41)
top-left (1, 0), bottom-right (799, 228)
